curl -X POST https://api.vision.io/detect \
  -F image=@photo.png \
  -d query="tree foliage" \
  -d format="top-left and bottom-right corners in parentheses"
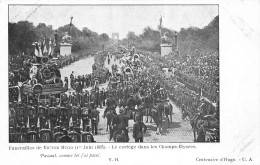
top-left (122, 15), bottom-right (219, 55)
top-left (8, 21), bottom-right (111, 56)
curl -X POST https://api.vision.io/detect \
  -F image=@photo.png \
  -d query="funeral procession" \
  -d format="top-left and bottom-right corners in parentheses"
top-left (8, 5), bottom-right (219, 143)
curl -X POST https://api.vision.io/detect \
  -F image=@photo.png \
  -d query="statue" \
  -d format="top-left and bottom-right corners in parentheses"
top-left (161, 32), bottom-right (172, 45)
top-left (62, 32), bottom-right (71, 43)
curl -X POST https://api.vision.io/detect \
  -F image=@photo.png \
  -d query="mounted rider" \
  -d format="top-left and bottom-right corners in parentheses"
top-left (110, 108), bottom-right (129, 141)
top-left (103, 92), bottom-right (117, 117)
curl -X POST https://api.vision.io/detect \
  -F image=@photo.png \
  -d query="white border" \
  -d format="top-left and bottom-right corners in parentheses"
top-left (1, 0), bottom-right (260, 164)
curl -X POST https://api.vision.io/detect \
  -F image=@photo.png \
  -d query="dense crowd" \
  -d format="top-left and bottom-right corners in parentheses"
top-left (9, 44), bottom-right (219, 143)
top-left (171, 50), bottom-right (219, 88)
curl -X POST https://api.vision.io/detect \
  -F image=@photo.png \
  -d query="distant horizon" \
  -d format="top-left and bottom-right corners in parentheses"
top-left (9, 5), bottom-right (218, 38)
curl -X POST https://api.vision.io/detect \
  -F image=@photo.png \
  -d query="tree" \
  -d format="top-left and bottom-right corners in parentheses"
top-left (99, 33), bottom-right (109, 41)
top-left (9, 21), bottom-right (37, 55)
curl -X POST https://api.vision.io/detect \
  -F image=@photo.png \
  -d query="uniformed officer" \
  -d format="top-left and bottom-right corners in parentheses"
top-left (133, 114), bottom-right (147, 142)
top-left (89, 104), bottom-right (100, 135)
top-left (59, 129), bottom-right (73, 142)
top-left (27, 125), bottom-right (38, 142)
top-left (70, 71), bottom-right (74, 88)
top-left (111, 108), bottom-right (129, 141)
top-left (68, 126), bottom-right (80, 142)
top-left (9, 127), bottom-right (16, 143)
top-left (53, 126), bottom-right (63, 142)
top-left (39, 124), bottom-right (52, 142)
top-left (81, 125), bottom-right (95, 142)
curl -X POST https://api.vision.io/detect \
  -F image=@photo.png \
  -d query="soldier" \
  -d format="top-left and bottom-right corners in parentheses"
top-left (59, 129), bottom-right (73, 142)
top-left (68, 92), bottom-right (72, 104)
top-left (49, 105), bottom-right (57, 131)
top-left (80, 91), bottom-right (85, 108)
top-left (111, 108), bottom-right (129, 141)
top-left (27, 125), bottom-right (38, 142)
top-left (9, 127), bottom-right (16, 143)
top-left (9, 104), bottom-right (16, 128)
top-left (64, 77), bottom-right (69, 89)
top-left (68, 126), bottom-right (81, 142)
top-left (89, 103), bottom-right (100, 135)
top-left (15, 103), bottom-right (26, 127)
top-left (27, 105), bottom-right (37, 128)
top-left (60, 93), bottom-right (69, 107)
top-left (81, 106), bottom-right (90, 131)
top-left (94, 88), bottom-right (100, 108)
top-left (16, 126), bottom-right (26, 142)
top-left (71, 104), bottom-right (80, 126)
top-left (59, 106), bottom-right (69, 129)
top-left (53, 126), bottom-right (63, 142)
top-left (126, 94), bottom-right (136, 110)
top-left (133, 115), bottom-right (147, 142)
top-left (39, 124), bottom-right (52, 142)
top-left (70, 71), bottom-right (74, 88)
top-left (102, 88), bottom-right (107, 107)
top-left (38, 103), bottom-right (46, 129)
top-left (99, 89), bottom-right (104, 108)
top-left (84, 90), bottom-right (90, 106)
top-left (103, 93), bottom-right (117, 117)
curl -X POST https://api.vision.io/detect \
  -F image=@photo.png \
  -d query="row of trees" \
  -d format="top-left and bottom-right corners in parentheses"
top-left (8, 21), bottom-right (110, 56)
top-left (122, 15), bottom-right (219, 55)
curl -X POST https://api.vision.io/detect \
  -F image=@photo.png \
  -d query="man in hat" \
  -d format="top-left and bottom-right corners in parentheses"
top-left (27, 125), bottom-right (38, 142)
top-left (59, 129), bottom-right (73, 142)
top-left (70, 71), bottom-right (74, 89)
top-left (9, 127), bottom-right (16, 142)
top-left (81, 125), bottom-right (95, 142)
top-left (126, 94), bottom-right (136, 110)
top-left (68, 126), bottom-right (80, 142)
top-left (53, 126), bottom-right (63, 142)
top-left (133, 114), bottom-right (147, 142)
top-left (39, 123), bottom-right (52, 142)
top-left (111, 108), bottom-right (129, 141)
top-left (89, 103), bottom-right (100, 135)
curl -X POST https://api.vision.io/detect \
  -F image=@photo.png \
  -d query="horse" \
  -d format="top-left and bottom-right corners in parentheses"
top-left (104, 109), bottom-right (116, 131)
top-left (112, 129), bottom-right (129, 142)
top-left (163, 102), bottom-right (173, 127)
top-left (136, 103), bottom-right (163, 134)
top-left (183, 110), bottom-right (219, 142)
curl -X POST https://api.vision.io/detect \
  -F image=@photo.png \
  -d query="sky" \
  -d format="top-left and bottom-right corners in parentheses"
top-left (9, 5), bottom-right (218, 38)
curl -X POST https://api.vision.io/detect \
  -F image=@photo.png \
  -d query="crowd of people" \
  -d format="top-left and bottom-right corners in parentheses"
top-left (9, 43), bottom-right (219, 143)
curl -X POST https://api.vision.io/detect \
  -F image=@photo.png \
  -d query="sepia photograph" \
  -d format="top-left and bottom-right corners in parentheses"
top-left (8, 4), bottom-right (219, 143)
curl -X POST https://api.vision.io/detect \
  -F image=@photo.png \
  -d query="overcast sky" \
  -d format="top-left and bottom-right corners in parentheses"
top-left (9, 5), bottom-right (218, 38)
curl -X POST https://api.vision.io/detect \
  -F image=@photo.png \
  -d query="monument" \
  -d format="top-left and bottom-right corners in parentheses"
top-left (60, 32), bottom-right (72, 56)
top-left (160, 32), bottom-right (173, 57)
top-left (60, 17), bottom-right (73, 56)
top-left (160, 32), bottom-right (178, 56)
top-left (112, 33), bottom-right (119, 42)
top-left (159, 16), bottom-right (178, 56)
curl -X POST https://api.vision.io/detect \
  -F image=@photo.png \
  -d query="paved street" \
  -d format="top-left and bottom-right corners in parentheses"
top-left (60, 54), bottom-right (193, 142)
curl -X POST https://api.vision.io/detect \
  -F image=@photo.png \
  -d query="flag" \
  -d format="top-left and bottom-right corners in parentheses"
top-left (34, 42), bottom-right (40, 57)
top-left (80, 118), bottom-right (83, 130)
top-left (69, 116), bottom-right (73, 127)
top-left (70, 16), bottom-right (73, 28)
top-left (38, 42), bottom-right (43, 57)
top-left (37, 117), bottom-right (40, 128)
top-left (159, 15), bottom-right (162, 29)
top-left (18, 87), bottom-right (21, 103)
top-left (43, 39), bottom-right (48, 55)
top-left (48, 119), bottom-right (51, 129)
top-left (27, 117), bottom-right (30, 128)
top-left (48, 39), bottom-right (52, 56)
